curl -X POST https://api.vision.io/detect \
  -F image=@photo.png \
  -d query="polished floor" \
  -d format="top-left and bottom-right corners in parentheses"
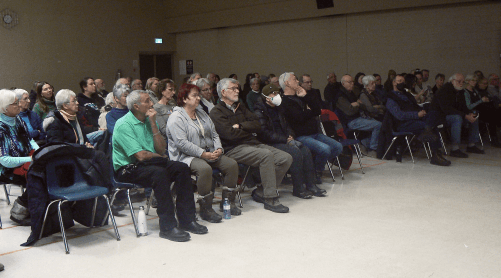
top-left (1, 144), bottom-right (500, 278)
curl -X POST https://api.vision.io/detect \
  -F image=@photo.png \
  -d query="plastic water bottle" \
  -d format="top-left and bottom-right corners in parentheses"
top-left (137, 206), bottom-right (148, 236)
top-left (223, 198), bottom-right (231, 219)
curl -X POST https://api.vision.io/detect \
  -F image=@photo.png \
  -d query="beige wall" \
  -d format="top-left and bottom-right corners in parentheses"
top-left (174, 1), bottom-right (501, 95)
top-left (0, 0), bottom-right (175, 93)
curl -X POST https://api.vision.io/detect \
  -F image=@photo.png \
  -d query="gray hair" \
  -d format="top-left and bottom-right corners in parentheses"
top-left (14, 89), bottom-right (28, 101)
top-left (0, 89), bottom-right (16, 114)
top-left (127, 90), bottom-right (147, 111)
top-left (196, 78), bottom-right (211, 90)
top-left (113, 83), bottom-right (131, 99)
top-left (206, 73), bottom-right (215, 79)
top-left (250, 77), bottom-right (259, 85)
top-left (145, 77), bottom-right (159, 90)
top-left (131, 79), bottom-right (141, 88)
top-left (55, 89), bottom-right (76, 110)
top-left (190, 72), bottom-right (201, 81)
top-left (217, 78), bottom-right (239, 99)
top-left (341, 75), bottom-right (352, 85)
top-left (279, 72), bottom-right (294, 90)
top-left (113, 78), bottom-right (129, 92)
top-left (362, 75), bottom-right (376, 88)
top-left (105, 93), bottom-right (115, 106)
top-left (449, 73), bottom-right (460, 82)
top-left (464, 74), bottom-right (476, 83)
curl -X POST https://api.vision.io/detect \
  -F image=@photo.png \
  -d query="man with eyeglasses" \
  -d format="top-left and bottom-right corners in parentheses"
top-left (300, 74), bottom-right (328, 109)
top-left (428, 73), bottom-right (482, 158)
top-left (209, 78), bottom-right (292, 213)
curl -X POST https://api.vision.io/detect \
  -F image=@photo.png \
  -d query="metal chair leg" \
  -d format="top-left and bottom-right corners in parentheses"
top-left (423, 142), bottom-right (430, 159)
top-left (486, 123), bottom-right (492, 142)
top-left (335, 157), bottom-right (343, 180)
top-left (237, 166), bottom-right (250, 208)
top-left (405, 136), bottom-right (415, 163)
top-left (145, 190), bottom-right (154, 215)
top-left (57, 200), bottom-right (70, 254)
top-left (438, 130), bottom-right (447, 155)
top-left (103, 195), bottom-right (120, 241)
top-left (327, 161), bottom-right (336, 182)
top-left (3, 184), bottom-right (10, 205)
top-left (353, 145), bottom-right (365, 174)
top-left (479, 131), bottom-right (484, 147)
top-left (126, 189), bottom-right (140, 237)
top-left (39, 200), bottom-right (60, 240)
top-left (381, 137), bottom-right (397, 160)
top-left (90, 197), bottom-right (98, 228)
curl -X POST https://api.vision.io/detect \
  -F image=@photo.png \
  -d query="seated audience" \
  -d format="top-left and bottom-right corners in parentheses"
top-left (0, 89), bottom-right (39, 225)
top-left (353, 72), bottom-right (365, 95)
top-left (373, 73), bottom-right (384, 91)
top-left (29, 81), bottom-right (41, 110)
top-left (405, 74), bottom-right (426, 105)
top-left (95, 78), bottom-right (110, 97)
top-left (324, 72), bottom-right (342, 110)
top-left (432, 73), bottom-right (445, 96)
top-left (44, 89), bottom-right (93, 148)
top-left (463, 74), bottom-right (501, 147)
top-left (106, 84), bottom-right (130, 134)
top-left (487, 74), bottom-right (501, 101)
top-left (113, 90), bottom-right (207, 241)
top-left (254, 83), bottom-right (317, 199)
top-left (429, 73), bottom-right (483, 157)
top-left (188, 72), bottom-right (202, 85)
top-left (209, 78), bottom-right (292, 213)
top-left (336, 74), bottom-right (382, 157)
top-left (14, 89), bottom-right (46, 142)
top-left (280, 72), bottom-right (341, 188)
top-left (145, 77), bottom-right (160, 104)
top-left (246, 77), bottom-right (261, 112)
top-left (196, 78), bottom-right (215, 114)
top-left (153, 79), bottom-right (176, 142)
top-left (474, 70), bottom-right (484, 80)
top-left (167, 83), bottom-right (240, 223)
top-left (300, 74), bottom-right (328, 109)
top-left (384, 70), bottom-right (397, 93)
top-left (360, 75), bottom-right (386, 121)
top-left (131, 79), bottom-right (143, 91)
top-left (33, 81), bottom-right (56, 120)
top-left (77, 77), bottom-right (104, 144)
top-left (98, 92), bottom-right (116, 130)
top-left (385, 75), bottom-right (451, 166)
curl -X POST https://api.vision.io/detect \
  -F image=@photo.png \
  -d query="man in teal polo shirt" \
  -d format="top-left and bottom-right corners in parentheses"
top-left (113, 90), bottom-right (207, 242)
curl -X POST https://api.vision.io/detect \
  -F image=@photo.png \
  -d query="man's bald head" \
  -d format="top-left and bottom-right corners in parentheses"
top-left (341, 75), bottom-right (354, 91)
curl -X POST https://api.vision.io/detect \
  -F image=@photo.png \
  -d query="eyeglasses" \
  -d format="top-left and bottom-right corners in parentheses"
top-left (226, 87), bottom-right (239, 92)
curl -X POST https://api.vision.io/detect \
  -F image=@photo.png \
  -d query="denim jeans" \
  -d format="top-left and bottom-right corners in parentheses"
top-left (272, 143), bottom-right (316, 192)
top-left (445, 114), bottom-right (480, 145)
top-left (86, 130), bottom-right (105, 146)
top-left (347, 117), bottom-right (382, 150)
top-left (296, 133), bottom-right (343, 172)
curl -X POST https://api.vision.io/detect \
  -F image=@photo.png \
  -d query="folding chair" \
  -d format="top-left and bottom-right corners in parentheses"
top-left (381, 131), bottom-right (415, 163)
top-left (1, 175), bottom-right (25, 205)
top-left (40, 156), bottom-right (120, 254)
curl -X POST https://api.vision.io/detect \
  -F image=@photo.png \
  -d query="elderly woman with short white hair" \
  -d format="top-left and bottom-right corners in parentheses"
top-left (360, 75), bottom-right (386, 122)
top-left (0, 89), bottom-right (39, 225)
top-left (196, 78), bottom-right (215, 114)
top-left (44, 89), bottom-right (93, 148)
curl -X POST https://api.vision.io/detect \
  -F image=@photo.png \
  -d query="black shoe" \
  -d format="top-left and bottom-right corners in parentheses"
top-left (449, 149), bottom-right (468, 158)
top-left (430, 151), bottom-right (451, 166)
top-left (263, 198), bottom-right (289, 213)
top-left (466, 146), bottom-right (485, 154)
top-left (315, 171), bottom-right (323, 184)
top-left (111, 204), bottom-right (125, 216)
top-left (159, 227), bottom-right (191, 242)
top-left (292, 190), bottom-right (313, 199)
top-left (395, 146), bottom-right (403, 163)
top-left (179, 221), bottom-right (208, 234)
top-left (306, 185), bottom-right (326, 197)
top-left (251, 189), bottom-right (265, 204)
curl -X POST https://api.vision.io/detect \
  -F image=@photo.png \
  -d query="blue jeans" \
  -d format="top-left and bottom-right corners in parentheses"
top-left (445, 114), bottom-right (480, 145)
top-left (86, 130), bottom-right (105, 146)
top-left (347, 117), bottom-right (382, 150)
top-left (296, 133), bottom-right (343, 172)
top-left (272, 143), bottom-right (316, 192)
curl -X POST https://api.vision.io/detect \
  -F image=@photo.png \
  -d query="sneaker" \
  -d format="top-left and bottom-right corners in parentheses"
top-left (449, 149), bottom-right (468, 158)
top-left (263, 198), bottom-right (289, 213)
top-left (466, 146), bottom-right (485, 154)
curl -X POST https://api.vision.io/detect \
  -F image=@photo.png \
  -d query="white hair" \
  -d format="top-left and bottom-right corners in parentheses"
top-left (14, 89), bottom-right (28, 101)
top-left (190, 72), bottom-right (201, 81)
top-left (250, 77), bottom-right (259, 85)
top-left (55, 89), bottom-right (76, 110)
top-left (126, 90), bottom-right (147, 111)
top-left (449, 74), bottom-right (460, 82)
top-left (206, 73), bottom-right (215, 79)
top-left (105, 93), bottom-right (115, 106)
top-left (113, 83), bottom-right (131, 99)
top-left (362, 75), bottom-right (376, 88)
top-left (0, 89), bottom-right (16, 114)
top-left (279, 72), bottom-right (294, 90)
top-left (217, 78), bottom-right (239, 99)
top-left (196, 78), bottom-right (211, 90)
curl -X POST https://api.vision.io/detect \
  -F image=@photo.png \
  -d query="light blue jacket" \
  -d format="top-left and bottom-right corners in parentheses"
top-left (166, 106), bottom-right (223, 166)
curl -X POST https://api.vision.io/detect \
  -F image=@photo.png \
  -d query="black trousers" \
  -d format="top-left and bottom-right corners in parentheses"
top-left (116, 160), bottom-right (196, 231)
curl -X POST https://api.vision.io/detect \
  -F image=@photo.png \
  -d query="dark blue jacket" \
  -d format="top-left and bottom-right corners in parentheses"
top-left (18, 110), bottom-right (46, 141)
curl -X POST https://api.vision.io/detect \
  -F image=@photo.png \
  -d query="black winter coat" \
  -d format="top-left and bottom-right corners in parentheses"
top-left (22, 143), bottom-right (112, 246)
top-left (253, 97), bottom-right (294, 144)
top-left (45, 110), bottom-right (89, 145)
top-left (281, 92), bottom-right (322, 137)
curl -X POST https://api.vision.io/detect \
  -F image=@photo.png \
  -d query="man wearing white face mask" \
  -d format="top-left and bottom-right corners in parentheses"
top-left (254, 84), bottom-right (316, 199)
top-left (280, 72), bottom-right (342, 188)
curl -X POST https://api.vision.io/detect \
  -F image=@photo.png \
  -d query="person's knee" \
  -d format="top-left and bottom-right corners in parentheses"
top-left (448, 115), bottom-right (463, 125)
